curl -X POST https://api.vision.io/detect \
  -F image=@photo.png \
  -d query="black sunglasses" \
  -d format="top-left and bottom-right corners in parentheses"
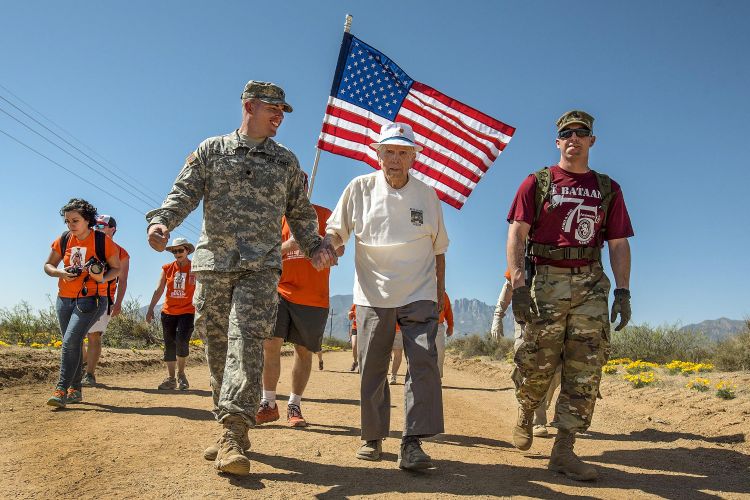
top-left (171, 248), bottom-right (187, 254)
top-left (558, 128), bottom-right (592, 139)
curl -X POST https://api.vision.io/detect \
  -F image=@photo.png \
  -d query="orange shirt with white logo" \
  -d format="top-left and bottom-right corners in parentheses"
top-left (277, 205), bottom-right (331, 308)
top-left (52, 231), bottom-right (118, 299)
top-left (162, 260), bottom-right (196, 315)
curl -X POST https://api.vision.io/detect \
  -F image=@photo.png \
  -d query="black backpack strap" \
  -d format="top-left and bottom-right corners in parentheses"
top-left (60, 231), bottom-right (70, 259)
top-left (94, 230), bottom-right (106, 263)
top-left (94, 230), bottom-right (114, 312)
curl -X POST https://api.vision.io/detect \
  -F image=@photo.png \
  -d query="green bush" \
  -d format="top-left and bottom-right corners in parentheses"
top-left (448, 334), bottom-right (514, 361)
top-left (104, 297), bottom-right (163, 348)
top-left (610, 323), bottom-right (714, 364)
top-left (0, 299), bottom-right (59, 344)
top-left (713, 321), bottom-right (750, 371)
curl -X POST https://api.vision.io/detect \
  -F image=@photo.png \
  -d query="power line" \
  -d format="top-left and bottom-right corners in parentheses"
top-left (0, 100), bottom-right (203, 236)
top-left (0, 82), bottom-right (165, 202)
top-left (0, 127), bottom-right (200, 242)
top-left (0, 85), bottom-right (203, 235)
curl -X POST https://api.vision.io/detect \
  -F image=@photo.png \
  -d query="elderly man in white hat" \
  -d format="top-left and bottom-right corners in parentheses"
top-left (323, 122), bottom-right (449, 470)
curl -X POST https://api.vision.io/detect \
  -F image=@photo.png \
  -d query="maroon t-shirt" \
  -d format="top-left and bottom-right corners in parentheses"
top-left (507, 165), bottom-right (634, 267)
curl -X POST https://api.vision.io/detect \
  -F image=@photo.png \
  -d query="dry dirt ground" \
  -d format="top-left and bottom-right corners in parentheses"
top-left (1, 349), bottom-right (748, 499)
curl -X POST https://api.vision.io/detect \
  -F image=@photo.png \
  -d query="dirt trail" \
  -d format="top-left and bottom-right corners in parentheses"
top-left (1, 351), bottom-right (748, 499)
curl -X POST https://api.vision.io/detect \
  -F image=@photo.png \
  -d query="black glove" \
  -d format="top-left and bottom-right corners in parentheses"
top-left (610, 288), bottom-right (631, 331)
top-left (512, 285), bottom-right (538, 324)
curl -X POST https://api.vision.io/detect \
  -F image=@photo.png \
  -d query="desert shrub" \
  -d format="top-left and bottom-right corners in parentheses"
top-left (104, 297), bottom-right (163, 348)
top-left (610, 323), bottom-right (714, 364)
top-left (447, 334), bottom-right (514, 361)
top-left (713, 321), bottom-right (750, 371)
top-left (319, 336), bottom-right (350, 350)
top-left (0, 299), bottom-right (59, 344)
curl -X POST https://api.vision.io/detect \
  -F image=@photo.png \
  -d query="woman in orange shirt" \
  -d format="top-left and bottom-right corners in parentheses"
top-left (146, 237), bottom-right (196, 391)
top-left (43, 199), bottom-right (121, 408)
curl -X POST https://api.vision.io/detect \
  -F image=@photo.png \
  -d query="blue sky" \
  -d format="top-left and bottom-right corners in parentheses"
top-left (1, 1), bottom-right (748, 326)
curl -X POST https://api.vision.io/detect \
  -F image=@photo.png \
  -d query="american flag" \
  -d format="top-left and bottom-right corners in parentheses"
top-left (318, 33), bottom-right (515, 209)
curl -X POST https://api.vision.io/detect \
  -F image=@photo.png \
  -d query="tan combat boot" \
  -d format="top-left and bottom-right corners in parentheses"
top-left (214, 415), bottom-right (251, 476)
top-left (203, 430), bottom-right (251, 461)
top-left (512, 406), bottom-right (535, 450)
top-left (548, 430), bottom-right (598, 481)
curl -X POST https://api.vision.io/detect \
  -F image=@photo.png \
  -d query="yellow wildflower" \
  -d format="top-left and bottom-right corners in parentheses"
top-left (716, 380), bottom-right (737, 400)
top-left (625, 360), bottom-right (659, 374)
top-left (623, 371), bottom-right (656, 388)
top-left (686, 377), bottom-right (710, 392)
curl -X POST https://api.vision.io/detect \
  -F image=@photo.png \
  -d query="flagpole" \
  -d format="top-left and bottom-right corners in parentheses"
top-left (308, 13), bottom-right (353, 199)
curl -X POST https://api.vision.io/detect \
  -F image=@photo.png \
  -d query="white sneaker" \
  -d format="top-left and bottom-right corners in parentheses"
top-left (533, 424), bottom-right (549, 437)
top-left (389, 374), bottom-right (397, 385)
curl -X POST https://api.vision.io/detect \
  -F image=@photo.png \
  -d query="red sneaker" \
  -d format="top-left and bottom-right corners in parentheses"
top-left (255, 401), bottom-right (280, 425)
top-left (287, 404), bottom-right (307, 427)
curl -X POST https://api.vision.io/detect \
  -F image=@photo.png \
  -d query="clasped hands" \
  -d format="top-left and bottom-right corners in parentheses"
top-left (311, 237), bottom-right (340, 271)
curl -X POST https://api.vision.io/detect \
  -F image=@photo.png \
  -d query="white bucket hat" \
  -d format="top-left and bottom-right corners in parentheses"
top-left (369, 122), bottom-right (423, 152)
top-left (166, 237), bottom-right (195, 255)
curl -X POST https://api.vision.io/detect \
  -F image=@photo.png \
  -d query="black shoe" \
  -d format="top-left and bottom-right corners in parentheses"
top-left (398, 437), bottom-right (434, 470)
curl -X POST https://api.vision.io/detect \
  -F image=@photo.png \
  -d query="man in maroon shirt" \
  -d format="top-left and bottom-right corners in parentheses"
top-left (506, 110), bottom-right (633, 481)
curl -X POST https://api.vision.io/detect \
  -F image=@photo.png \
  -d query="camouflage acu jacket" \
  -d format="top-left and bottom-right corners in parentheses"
top-left (146, 130), bottom-right (321, 273)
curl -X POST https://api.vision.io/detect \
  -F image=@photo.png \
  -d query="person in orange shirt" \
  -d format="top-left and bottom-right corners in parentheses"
top-left (146, 237), bottom-right (196, 391)
top-left (43, 199), bottom-right (121, 408)
top-left (435, 291), bottom-right (454, 378)
top-left (81, 214), bottom-right (130, 387)
top-left (257, 203), bottom-right (344, 427)
top-left (348, 304), bottom-right (358, 372)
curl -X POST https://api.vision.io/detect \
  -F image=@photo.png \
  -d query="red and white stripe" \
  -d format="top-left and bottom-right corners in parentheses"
top-left (318, 82), bottom-right (515, 209)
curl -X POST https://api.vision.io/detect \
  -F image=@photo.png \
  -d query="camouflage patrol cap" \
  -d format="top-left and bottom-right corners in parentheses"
top-left (556, 110), bottom-right (594, 132)
top-left (241, 80), bottom-right (293, 113)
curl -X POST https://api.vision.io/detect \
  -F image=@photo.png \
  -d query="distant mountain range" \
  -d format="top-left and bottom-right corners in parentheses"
top-left (680, 318), bottom-right (746, 341)
top-left (141, 298), bottom-right (744, 342)
top-left (326, 295), bottom-right (511, 340)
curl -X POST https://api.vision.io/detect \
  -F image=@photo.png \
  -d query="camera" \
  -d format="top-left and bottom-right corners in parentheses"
top-left (65, 266), bottom-right (82, 276)
top-left (84, 257), bottom-right (106, 275)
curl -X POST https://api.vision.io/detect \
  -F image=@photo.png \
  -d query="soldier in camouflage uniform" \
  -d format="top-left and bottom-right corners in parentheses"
top-left (146, 81), bottom-right (337, 476)
top-left (506, 110), bottom-right (634, 481)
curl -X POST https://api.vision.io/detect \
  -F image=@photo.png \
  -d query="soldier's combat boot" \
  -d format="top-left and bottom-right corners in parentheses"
top-left (214, 415), bottom-right (251, 475)
top-left (512, 406), bottom-right (535, 450)
top-left (203, 429), bottom-right (251, 461)
top-left (548, 430), bottom-right (598, 481)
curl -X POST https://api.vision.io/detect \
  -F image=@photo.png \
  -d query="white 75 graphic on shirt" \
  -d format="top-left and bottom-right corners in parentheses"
top-left (551, 196), bottom-right (599, 233)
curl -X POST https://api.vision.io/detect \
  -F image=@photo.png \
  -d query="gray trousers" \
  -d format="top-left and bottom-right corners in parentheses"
top-left (356, 300), bottom-right (444, 441)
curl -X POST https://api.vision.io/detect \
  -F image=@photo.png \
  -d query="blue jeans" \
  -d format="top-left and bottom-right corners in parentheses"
top-left (56, 296), bottom-right (107, 391)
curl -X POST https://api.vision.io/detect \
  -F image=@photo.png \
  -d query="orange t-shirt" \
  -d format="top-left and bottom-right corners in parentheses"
top-left (162, 260), bottom-right (196, 315)
top-left (439, 292), bottom-right (453, 328)
top-left (107, 244), bottom-right (130, 300)
top-left (277, 205), bottom-right (331, 308)
top-left (51, 231), bottom-right (118, 298)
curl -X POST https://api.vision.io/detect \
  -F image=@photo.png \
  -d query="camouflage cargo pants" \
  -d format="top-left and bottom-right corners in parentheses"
top-left (193, 269), bottom-right (280, 426)
top-left (514, 264), bottom-right (611, 433)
